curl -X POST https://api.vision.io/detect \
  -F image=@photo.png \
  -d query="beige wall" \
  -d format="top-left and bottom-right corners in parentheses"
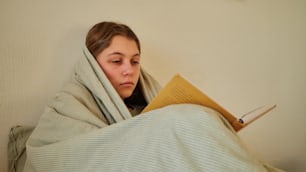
top-left (1, 0), bottom-right (305, 171)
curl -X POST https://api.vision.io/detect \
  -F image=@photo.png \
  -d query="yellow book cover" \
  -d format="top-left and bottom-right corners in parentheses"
top-left (142, 74), bottom-right (276, 132)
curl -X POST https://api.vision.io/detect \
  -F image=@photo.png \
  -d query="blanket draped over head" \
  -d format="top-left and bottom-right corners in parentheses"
top-left (22, 47), bottom-right (283, 172)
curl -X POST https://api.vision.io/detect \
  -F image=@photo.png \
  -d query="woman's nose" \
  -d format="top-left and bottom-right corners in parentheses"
top-left (122, 63), bottom-right (133, 76)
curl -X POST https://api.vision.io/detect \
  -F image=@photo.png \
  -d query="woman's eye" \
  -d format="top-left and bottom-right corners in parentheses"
top-left (132, 60), bottom-right (139, 65)
top-left (111, 59), bottom-right (121, 64)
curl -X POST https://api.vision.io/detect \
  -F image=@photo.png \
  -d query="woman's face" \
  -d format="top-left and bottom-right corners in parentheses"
top-left (96, 35), bottom-right (141, 99)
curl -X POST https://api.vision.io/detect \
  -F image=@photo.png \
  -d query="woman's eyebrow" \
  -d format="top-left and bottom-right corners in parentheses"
top-left (133, 53), bottom-right (140, 57)
top-left (107, 51), bottom-right (140, 57)
top-left (107, 52), bottom-right (124, 56)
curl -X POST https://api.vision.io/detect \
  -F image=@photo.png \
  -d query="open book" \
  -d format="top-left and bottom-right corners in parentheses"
top-left (142, 74), bottom-right (276, 132)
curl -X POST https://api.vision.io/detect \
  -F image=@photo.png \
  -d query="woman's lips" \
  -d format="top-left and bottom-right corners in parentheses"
top-left (120, 82), bottom-right (134, 87)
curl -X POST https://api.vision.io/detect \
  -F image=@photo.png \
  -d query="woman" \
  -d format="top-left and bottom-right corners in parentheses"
top-left (21, 21), bottom-right (161, 170)
top-left (22, 22), bottom-right (283, 172)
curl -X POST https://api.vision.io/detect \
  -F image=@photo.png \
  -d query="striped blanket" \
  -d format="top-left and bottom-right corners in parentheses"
top-left (22, 46), bottom-right (283, 172)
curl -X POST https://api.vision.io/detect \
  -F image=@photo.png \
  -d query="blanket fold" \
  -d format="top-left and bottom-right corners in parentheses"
top-left (25, 45), bottom-right (160, 147)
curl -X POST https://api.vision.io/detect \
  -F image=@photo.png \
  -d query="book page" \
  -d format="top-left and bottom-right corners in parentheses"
top-left (142, 74), bottom-right (240, 129)
top-left (239, 104), bottom-right (276, 125)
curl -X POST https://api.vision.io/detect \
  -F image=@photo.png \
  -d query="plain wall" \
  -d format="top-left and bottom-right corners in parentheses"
top-left (1, 0), bottom-right (305, 171)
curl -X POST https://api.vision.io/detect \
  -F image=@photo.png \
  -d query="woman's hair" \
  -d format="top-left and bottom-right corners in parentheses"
top-left (86, 21), bottom-right (141, 57)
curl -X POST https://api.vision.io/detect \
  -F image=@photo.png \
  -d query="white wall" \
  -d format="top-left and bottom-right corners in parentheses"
top-left (1, 0), bottom-right (305, 171)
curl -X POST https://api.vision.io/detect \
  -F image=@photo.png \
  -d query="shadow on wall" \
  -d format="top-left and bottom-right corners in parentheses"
top-left (278, 158), bottom-right (306, 172)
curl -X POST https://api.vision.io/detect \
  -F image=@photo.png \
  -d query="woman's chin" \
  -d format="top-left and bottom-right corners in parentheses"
top-left (120, 92), bottom-right (133, 99)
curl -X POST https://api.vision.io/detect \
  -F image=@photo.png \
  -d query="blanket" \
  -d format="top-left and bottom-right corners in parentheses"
top-left (22, 46), bottom-right (284, 171)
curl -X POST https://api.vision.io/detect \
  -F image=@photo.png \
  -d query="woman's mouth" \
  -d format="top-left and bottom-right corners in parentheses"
top-left (120, 82), bottom-right (134, 87)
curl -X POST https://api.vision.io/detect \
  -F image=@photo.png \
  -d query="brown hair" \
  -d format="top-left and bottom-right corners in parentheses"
top-left (86, 21), bottom-right (141, 57)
